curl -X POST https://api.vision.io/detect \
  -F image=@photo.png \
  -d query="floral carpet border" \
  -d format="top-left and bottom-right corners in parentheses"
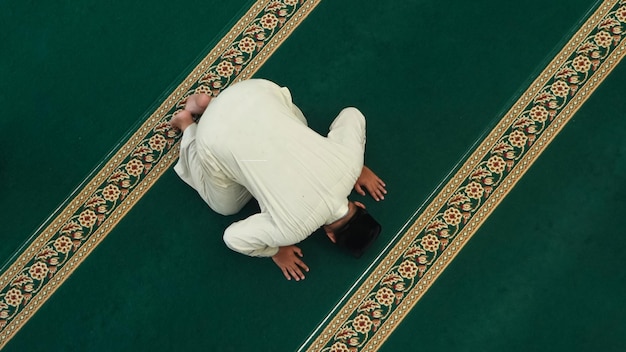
top-left (304, 1), bottom-right (626, 351)
top-left (0, 0), bottom-right (320, 348)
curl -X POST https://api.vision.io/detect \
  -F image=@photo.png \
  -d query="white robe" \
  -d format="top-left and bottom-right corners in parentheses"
top-left (174, 79), bottom-right (365, 257)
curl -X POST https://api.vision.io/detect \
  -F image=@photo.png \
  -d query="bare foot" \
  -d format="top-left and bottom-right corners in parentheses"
top-left (170, 110), bottom-right (195, 132)
top-left (185, 94), bottom-right (211, 115)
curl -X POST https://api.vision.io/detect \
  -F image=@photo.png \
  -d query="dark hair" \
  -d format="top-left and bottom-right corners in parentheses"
top-left (334, 207), bottom-right (381, 258)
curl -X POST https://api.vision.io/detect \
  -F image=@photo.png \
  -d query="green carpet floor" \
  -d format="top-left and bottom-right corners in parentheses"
top-left (380, 56), bottom-right (626, 352)
top-left (2, 0), bottom-right (625, 351)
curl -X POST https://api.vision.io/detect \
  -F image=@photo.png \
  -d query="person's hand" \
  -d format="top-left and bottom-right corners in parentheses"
top-left (354, 166), bottom-right (387, 201)
top-left (271, 245), bottom-right (310, 281)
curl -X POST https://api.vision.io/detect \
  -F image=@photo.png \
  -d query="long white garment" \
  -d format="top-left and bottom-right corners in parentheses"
top-left (174, 79), bottom-right (365, 257)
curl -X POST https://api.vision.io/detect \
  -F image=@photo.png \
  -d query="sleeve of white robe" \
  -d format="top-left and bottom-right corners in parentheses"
top-left (223, 213), bottom-right (285, 257)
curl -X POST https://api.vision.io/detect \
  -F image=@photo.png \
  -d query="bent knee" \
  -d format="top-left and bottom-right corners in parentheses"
top-left (223, 227), bottom-right (246, 254)
top-left (205, 199), bottom-right (246, 216)
top-left (341, 107), bottom-right (365, 120)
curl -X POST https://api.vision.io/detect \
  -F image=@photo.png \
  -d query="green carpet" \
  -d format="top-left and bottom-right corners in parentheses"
top-left (380, 60), bottom-right (626, 351)
top-left (1, 0), bottom-right (625, 351)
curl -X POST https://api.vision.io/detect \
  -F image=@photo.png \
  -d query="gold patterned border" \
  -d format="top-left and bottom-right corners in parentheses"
top-left (303, 0), bottom-right (626, 351)
top-left (0, 0), bottom-right (320, 348)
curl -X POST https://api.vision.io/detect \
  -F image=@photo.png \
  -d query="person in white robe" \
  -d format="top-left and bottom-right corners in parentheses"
top-left (170, 79), bottom-right (386, 281)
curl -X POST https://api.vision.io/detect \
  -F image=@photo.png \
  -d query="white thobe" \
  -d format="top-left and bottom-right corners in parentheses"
top-left (174, 79), bottom-right (365, 257)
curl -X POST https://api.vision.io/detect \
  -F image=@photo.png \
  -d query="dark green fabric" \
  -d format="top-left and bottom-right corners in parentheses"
top-left (380, 60), bottom-right (626, 352)
top-left (3, 0), bottom-right (624, 351)
top-left (0, 0), bottom-right (254, 268)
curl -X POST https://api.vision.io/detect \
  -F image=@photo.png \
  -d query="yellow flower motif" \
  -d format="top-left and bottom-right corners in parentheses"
top-left (329, 342), bottom-right (350, 352)
top-left (465, 181), bottom-right (484, 199)
top-left (594, 30), bottom-right (613, 48)
top-left (352, 314), bottom-right (373, 334)
top-left (216, 61), bottom-right (235, 77)
top-left (616, 6), bottom-right (626, 23)
top-left (529, 106), bottom-right (548, 122)
top-left (102, 184), bottom-right (121, 202)
top-left (550, 80), bottom-right (569, 98)
top-left (397, 260), bottom-right (418, 279)
top-left (238, 37), bottom-right (256, 53)
top-left (148, 134), bottom-right (167, 151)
top-left (125, 159), bottom-right (144, 177)
top-left (487, 155), bottom-right (506, 174)
top-left (260, 13), bottom-right (279, 29)
top-left (194, 85), bottom-right (211, 95)
top-left (375, 287), bottom-right (395, 306)
top-left (28, 262), bottom-right (49, 280)
top-left (78, 209), bottom-right (97, 228)
top-left (4, 288), bottom-right (23, 307)
top-left (420, 234), bottom-right (440, 252)
top-left (508, 130), bottom-right (528, 148)
top-left (443, 207), bottom-right (462, 226)
top-left (54, 236), bottom-right (73, 254)
top-left (571, 55), bottom-right (591, 73)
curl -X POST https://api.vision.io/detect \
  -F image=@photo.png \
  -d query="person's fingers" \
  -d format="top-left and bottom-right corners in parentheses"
top-left (294, 264), bottom-right (306, 279)
top-left (294, 246), bottom-right (303, 257)
top-left (288, 266), bottom-right (303, 281)
top-left (296, 259), bottom-right (310, 273)
top-left (373, 182), bottom-right (386, 199)
top-left (355, 183), bottom-right (366, 196)
top-left (377, 179), bottom-right (387, 192)
top-left (367, 184), bottom-right (381, 201)
top-left (327, 232), bottom-right (336, 243)
top-left (281, 267), bottom-right (291, 281)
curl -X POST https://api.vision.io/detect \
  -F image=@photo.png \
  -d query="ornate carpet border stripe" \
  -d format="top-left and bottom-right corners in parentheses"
top-left (0, 0), bottom-right (320, 347)
top-left (304, 1), bottom-right (626, 351)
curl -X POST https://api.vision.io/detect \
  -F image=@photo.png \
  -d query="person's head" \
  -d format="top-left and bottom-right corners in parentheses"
top-left (324, 201), bottom-right (381, 258)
